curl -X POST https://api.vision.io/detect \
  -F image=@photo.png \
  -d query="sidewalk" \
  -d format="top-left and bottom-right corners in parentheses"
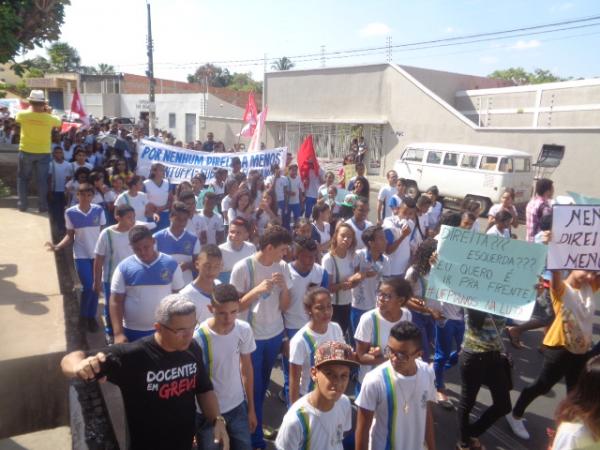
top-left (0, 208), bottom-right (70, 441)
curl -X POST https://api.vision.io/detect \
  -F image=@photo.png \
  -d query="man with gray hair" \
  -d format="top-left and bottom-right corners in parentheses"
top-left (61, 294), bottom-right (230, 450)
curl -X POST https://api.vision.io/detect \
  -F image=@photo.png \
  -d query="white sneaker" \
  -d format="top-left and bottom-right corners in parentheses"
top-left (506, 414), bottom-right (530, 440)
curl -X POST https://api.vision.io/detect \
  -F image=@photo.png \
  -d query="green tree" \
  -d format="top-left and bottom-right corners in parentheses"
top-left (228, 72), bottom-right (262, 92)
top-left (488, 67), bottom-right (567, 85)
top-left (187, 63), bottom-right (231, 87)
top-left (96, 63), bottom-right (115, 74)
top-left (0, 0), bottom-right (69, 65)
top-left (271, 57), bottom-right (294, 71)
top-left (47, 41), bottom-right (80, 72)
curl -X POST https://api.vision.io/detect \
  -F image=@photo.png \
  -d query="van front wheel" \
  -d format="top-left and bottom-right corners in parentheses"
top-left (405, 181), bottom-right (420, 199)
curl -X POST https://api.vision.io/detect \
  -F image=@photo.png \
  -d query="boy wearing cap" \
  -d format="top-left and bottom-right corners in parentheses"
top-left (276, 341), bottom-right (357, 450)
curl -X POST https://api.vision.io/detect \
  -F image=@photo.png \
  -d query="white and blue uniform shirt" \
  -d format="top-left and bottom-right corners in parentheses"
top-left (351, 249), bottom-right (391, 311)
top-left (218, 240), bottom-right (256, 284)
top-left (284, 263), bottom-right (329, 330)
top-left (65, 204), bottom-right (106, 259)
top-left (143, 179), bottom-right (170, 208)
top-left (110, 253), bottom-right (185, 331)
top-left (153, 229), bottom-right (200, 284)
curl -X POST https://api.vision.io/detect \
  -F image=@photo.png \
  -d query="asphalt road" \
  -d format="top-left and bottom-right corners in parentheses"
top-left (259, 192), bottom-right (600, 450)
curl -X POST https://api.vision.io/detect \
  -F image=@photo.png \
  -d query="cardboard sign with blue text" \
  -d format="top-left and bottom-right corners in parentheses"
top-left (548, 205), bottom-right (600, 270)
top-left (136, 139), bottom-right (287, 184)
top-left (426, 225), bottom-right (547, 320)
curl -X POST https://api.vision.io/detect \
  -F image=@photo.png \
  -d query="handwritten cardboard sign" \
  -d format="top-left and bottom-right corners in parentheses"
top-left (548, 205), bottom-right (600, 270)
top-left (426, 225), bottom-right (547, 320)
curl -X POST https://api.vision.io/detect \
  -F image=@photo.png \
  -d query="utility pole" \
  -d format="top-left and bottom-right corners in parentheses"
top-left (146, 2), bottom-right (156, 131)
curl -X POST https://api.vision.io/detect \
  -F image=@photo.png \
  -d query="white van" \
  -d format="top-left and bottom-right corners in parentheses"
top-left (393, 143), bottom-right (533, 213)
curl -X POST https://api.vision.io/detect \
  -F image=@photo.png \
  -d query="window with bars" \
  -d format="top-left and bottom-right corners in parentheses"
top-left (275, 122), bottom-right (384, 174)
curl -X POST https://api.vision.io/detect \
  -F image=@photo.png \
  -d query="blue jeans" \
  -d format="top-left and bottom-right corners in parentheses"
top-left (434, 319), bottom-right (465, 390)
top-left (286, 203), bottom-right (301, 228)
top-left (350, 307), bottom-right (368, 347)
top-left (75, 259), bottom-right (98, 318)
top-left (123, 327), bottom-right (154, 342)
top-left (304, 196), bottom-right (317, 218)
top-left (196, 401), bottom-right (252, 450)
top-left (251, 332), bottom-right (284, 449)
top-left (412, 312), bottom-right (436, 362)
top-left (17, 151), bottom-right (51, 211)
top-left (282, 328), bottom-right (299, 406)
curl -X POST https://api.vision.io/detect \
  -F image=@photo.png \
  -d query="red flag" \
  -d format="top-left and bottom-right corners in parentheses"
top-left (239, 92), bottom-right (258, 137)
top-left (297, 135), bottom-right (320, 189)
top-left (70, 88), bottom-right (89, 126)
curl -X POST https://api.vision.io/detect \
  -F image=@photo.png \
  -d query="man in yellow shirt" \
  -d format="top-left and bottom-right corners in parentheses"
top-left (15, 90), bottom-right (62, 212)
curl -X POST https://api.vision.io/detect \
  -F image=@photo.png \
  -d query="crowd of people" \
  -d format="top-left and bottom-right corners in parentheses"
top-left (11, 90), bottom-right (600, 449)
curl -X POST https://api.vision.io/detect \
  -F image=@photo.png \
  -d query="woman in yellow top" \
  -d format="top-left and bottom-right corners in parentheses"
top-left (15, 90), bottom-right (62, 212)
top-left (506, 231), bottom-right (600, 440)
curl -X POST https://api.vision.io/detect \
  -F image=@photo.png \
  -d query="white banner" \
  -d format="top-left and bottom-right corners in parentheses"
top-left (548, 205), bottom-right (600, 270)
top-left (136, 139), bottom-right (287, 184)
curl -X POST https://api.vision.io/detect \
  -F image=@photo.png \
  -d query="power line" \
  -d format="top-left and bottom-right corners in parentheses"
top-left (116, 13), bottom-right (600, 69)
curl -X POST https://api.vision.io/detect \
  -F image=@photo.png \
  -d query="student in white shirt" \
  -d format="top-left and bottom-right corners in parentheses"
top-left (354, 277), bottom-right (413, 390)
top-left (411, 195), bottom-right (432, 254)
top-left (46, 183), bottom-right (106, 332)
top-left (143, 163), bottom-right (172, 231)
top-left (266, 163), bottom-right (288, 217)
top-left (227, 189), bottom-right (255, 224)
top-left (383, 197), bottom-right (417, 277)
top-left (199, 192), bottom-right (225, 245)
top-left (285, 164), bottom-right (304, 230)
top-left (71, 146), bottom-right (93, 173)
top-left (179, 244), bottom-right (223, 325)
top-left (283, 238), bottom-right (329, 404)
top-left (322, 223), bottom-right (361, 336)
top-left (377, 170), bottom-right (398, 224)
top-left (351, 225), bottom-right (392, 339)
top-left (345, 198), bottom-right (373, 251)
top-left (355, 321), bottom-right (436, 450)
top-left (221, 179), bottom-right (239, 229)
top-left (109, 225), bottom-right (185, 343)
top-left (289, 286), bottom-right (344, 404)
top-left (230, 225), bottom-right (293, 450)
top-left (194, 283), bottom-right (257, 450)
top-left (425, 185), bottom-right (443, 230)
top-left (93, 205), bottom-right (153, 339)
top-left (310, 202), bottom-right (331, 256)
top-left (178, 190), bottom-right (208, 245)
top-left (66, 167), bottom-right (91, 206)
top-left (115, 176), bottom-right (151, 223)
top-left (276, 341), bottom-right (358, 450)
top-left (48, 146), bottom-right (73, 234)
top-left (388, 177), bottom-right (408, 213)
top-left (218, 218), bottom-right (256, 283)
top-left (303, 161), bottom-right (324, 219)
top-left (486, 209), bottom-right (512, 239)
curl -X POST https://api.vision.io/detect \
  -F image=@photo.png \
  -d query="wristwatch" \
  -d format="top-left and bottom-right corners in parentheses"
top-left (213, 415), bottom-right (226, 427)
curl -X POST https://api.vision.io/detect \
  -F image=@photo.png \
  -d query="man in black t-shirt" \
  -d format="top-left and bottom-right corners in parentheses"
top-left (61, 294), bottom-right (229, 450)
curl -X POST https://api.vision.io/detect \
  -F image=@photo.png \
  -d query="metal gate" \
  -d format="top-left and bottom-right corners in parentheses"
top-left (273, 122), bottom-right (384, 175)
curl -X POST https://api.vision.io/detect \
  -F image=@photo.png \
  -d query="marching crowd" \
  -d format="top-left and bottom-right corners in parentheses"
top-left (12, 91), bottom-right (600, 450)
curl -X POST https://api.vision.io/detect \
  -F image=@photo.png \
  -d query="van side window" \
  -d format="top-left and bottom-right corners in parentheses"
top-left (480, 156), bottom-right (498, 171)
top-left (513, 157), bottom-right (531, 172)
top-left (402, 148), bottom-right (424, 162)
top-left (499, 158), bottom-right (513, 172)
top-left (426, 151), bottom-right (442, 164)
top-left (443, 152), bottom-right (459, 166)
top-left (460, 154), bottom-right (478, 169)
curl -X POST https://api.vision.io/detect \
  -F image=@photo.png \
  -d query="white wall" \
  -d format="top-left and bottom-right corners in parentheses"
top-left (120, 93), bottom-right (244, 141)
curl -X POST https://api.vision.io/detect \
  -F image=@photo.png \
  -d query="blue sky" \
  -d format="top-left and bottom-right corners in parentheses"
top-left (21, 0), bottom-right (600, 81)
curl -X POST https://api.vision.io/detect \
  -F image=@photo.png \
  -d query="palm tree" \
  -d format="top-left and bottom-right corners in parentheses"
top-left (271, 57), bottom-right (295, 71)
top-left (96, 63), bottom-right (115, 74)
